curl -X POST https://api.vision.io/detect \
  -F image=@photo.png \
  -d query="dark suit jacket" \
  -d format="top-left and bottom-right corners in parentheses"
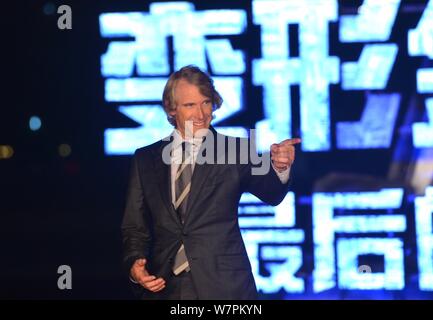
top-left (121, 127), bottom-right (291, 299)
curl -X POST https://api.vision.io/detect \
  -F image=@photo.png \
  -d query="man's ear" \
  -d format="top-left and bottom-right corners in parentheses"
top-left (169, 108), bottom-right (176, 118)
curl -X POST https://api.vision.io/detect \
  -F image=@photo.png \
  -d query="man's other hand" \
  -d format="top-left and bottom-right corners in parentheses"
top-left (130, 258), bottom-right (166, 292)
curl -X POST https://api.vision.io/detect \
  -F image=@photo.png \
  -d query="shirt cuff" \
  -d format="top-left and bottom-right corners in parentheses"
top-left (271, 162), bottom-right (291, 184)
top-left (129, 276), bottom-right (139, 284)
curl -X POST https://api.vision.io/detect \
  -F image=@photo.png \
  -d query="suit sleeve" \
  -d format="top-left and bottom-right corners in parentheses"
top-left (239, 149), bottom-right (291, 206)
top-left (121, 151), bottom-right (153, 276)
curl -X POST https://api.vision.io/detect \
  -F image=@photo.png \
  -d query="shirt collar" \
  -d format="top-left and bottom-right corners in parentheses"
top-left (171, 128), bottom-right (208, 150)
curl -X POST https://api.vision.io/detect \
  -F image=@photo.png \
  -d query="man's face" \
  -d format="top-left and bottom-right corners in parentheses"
top-left (170, 79), bottom-right (213, 138)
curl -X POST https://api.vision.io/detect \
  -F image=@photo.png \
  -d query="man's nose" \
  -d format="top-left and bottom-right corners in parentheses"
top-left (195, 105), bottom-right (205, 119)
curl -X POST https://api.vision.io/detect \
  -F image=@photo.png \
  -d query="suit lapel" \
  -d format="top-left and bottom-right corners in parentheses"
top-left (183, 159), bottom-right (213, 225)
top-left (152, 137), bottom-right (182, 227)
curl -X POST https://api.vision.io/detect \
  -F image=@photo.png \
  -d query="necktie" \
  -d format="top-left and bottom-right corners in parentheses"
top-left (174, 142), bottom-right (193, 224)
top-left (173, 142), bottom-right (192, 275)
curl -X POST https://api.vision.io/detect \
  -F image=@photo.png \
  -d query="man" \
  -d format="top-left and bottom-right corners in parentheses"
top-left (121, 65), bottom-right (300, 299)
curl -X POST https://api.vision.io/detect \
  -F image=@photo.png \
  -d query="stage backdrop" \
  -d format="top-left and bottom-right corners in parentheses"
top-left (93, 0), bottom-right (433, 299)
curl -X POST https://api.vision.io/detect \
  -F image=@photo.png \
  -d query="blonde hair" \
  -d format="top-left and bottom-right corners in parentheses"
top-left (162, 65), bottom-right (223, 126)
